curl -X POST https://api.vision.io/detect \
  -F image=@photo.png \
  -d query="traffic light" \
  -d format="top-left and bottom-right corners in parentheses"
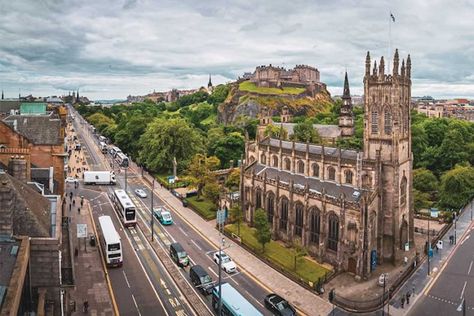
top-left (329, 289), bottom-right (335, 302)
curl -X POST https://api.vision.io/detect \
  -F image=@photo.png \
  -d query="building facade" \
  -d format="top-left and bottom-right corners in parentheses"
top-left (251, 64), bottom-right (320, 88)
top-left (241, 50), bottom-right (414, 278)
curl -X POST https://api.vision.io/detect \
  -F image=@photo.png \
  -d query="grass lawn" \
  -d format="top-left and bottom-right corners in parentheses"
top-left (239, 81), bottom-right (306, 95)
top-left (226, 223), bottom-right (331, 284)
top-left (187, 196), bottom-right (216, 220)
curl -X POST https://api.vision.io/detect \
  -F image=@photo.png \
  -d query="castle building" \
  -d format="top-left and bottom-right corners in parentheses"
top-left (241, 49), bottom-right (414, 278)
top-left (250, 64), bottom-right (320, 88)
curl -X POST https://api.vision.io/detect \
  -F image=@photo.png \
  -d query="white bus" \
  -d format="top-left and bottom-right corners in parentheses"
top-left (98, 215), bottom-right (122, 268)
top-left (112, 189), bottom-right (137, 227)
top-left (116, 152), bottom-right (129, 168)
top-left (99, 141), bottom-right (108, 153)
top-left (109, 146), bottom-right (122, 158)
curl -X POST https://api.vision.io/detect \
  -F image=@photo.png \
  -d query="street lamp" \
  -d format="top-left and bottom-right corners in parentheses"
top-left (150, 178), bottom-right (155, 241)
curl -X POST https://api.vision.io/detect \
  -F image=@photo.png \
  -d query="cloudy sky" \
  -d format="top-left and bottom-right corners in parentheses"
top-left (0, 0), bottom-right (473, 100)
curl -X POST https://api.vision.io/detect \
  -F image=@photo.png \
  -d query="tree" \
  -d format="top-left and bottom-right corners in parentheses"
top-left (413, 168), bottom-right (438, 193)
top-left (423, 118), bottom-right (449, 148)
top-left (292, 119), bottom-right (322, 143)
top-left (292, 237), bottom-right (307, 271)
top-left (138, 118), bottom-right (204, 172)
top-left (438, 129), bottom-right (469, 171)
top-left (114, 114), bottom-right (151, 159)
top-left (439, 164), bottom-right (474, 209)
top-left (208, 84), bottom-right (230, 105)
top-left (229, 205), bottom-right (243, 236)
top-left (225, 169), bottom-right (240, 190)
top-left (411, 123), bottom-right (428, 168)
top-left (203, 181), bottom-right (221, 206)
top-left (186, 154), bottom-right (220, 199)
top-left (209, 132), bottom-right (245, 168)
top-left (264, 124), bottom-right (288, 140)
top-left (414, 189), bottom-right (432, 212)
top-left (254, 208), bottom-right (271, 252)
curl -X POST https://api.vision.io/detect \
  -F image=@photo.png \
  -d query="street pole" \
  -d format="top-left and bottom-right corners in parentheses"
top-left (125, 166), bottom-right (128, 192)
top-left (454, 211), bottom-right (457, 245)
top-left (151, 178), bottom-right (155, 241)
top-left (382, 276), bottom-right (386, 316)
top-left (427, 217), bottom-right (430, 275)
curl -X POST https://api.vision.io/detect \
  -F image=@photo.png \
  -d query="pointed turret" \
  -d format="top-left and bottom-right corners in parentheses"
top-left (401, 59), bottom-right (405, 77)
top-left (373, 60), bottom-right (377, 76)
top-left (393, 49), bottom-right (399, 75)
top-left (207, 74), bottom-right (212, 88)
top-left (339, 72), bottom-right (354, 138)
top-left (342, 71), bottom-right (351, 100)
top-left (379, 56), bottom-right (385, 76)
top-left (406, 54), bottom-right (411, 78)
top-left (365, 51), bottom-right (371, 75)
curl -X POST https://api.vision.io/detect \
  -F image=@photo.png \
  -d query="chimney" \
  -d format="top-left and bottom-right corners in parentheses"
top-left (8, 156), bottom-right (28, 182)
top-left (0, 172), bottom-right (14, 238)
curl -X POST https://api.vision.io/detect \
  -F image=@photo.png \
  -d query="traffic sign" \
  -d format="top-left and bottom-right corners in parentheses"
top-left (216, 210), bottom-right (226, 225)
top-left (77, 224), bottom-right (88, 238)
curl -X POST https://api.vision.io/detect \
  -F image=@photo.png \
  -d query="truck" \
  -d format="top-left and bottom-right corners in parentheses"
top-left (83, 171), bottom-right (116, 185)
top-left (153, 207), bottom-right (173, 225)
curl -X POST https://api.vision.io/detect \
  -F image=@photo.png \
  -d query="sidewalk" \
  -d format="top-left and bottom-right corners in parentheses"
top-left (139, 170), bottom-right (332, 316)
top-left (388, 201), bottom-right (474, 316)
top-left (67, 125), bottom-right (114, 315)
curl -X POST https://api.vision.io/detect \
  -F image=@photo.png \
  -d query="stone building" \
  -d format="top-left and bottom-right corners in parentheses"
top-left (241, 50), bottom-right (414, 278)
top-left (251, 64), bottom-right (320, 88)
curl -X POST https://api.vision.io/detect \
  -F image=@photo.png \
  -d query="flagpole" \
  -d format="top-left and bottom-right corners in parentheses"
top-left (388, 11), bottom-right (392, 72)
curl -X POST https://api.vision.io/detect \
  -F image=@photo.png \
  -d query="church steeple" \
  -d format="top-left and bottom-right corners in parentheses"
top-left (342, 71), bottom-right (350, 100)
top-left (207, 74), bottom-right (212, 88)
top-left (339, 71), bottom-right (354, 138)
top-left (1, 90), bottom-right (3, 100)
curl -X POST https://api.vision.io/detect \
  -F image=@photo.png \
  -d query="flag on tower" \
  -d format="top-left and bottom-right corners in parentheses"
top-left (390, 12), bottom-right (395, 22)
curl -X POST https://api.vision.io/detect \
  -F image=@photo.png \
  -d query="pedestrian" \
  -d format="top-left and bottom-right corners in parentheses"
top-left (69, 192), bottom-right (73, 200)
top-left (78, 206), bottom-right (80, 214)
top-left (81, 198), bottom-right (84, 207)
top-left (83, 300), bottom-right (89, 313)
top-left (73, 199), bottom-right (76, 206)
top-left (401, 296), bottom-right (405, 308)
top-left (69, 204), bottom-right (72, 212)
top-left (435, 244), bottom-right (438, 253)
top-left (406, 291), bottom-right (411, 305)
top-left (412, 286), bottom-right (415, 296)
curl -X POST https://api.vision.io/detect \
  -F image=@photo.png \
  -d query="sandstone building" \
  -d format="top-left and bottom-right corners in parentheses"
top-left (241, 50), bottom-right (414, 278)
top-left (250, 64), bottom-right (321, 88)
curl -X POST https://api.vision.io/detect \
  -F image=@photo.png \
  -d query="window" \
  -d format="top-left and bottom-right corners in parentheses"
top-left (280, 197), bottom-right (288, 231)
top-left (328, 167), bottom-right (336, 181)
top-left (312, 163), bottom-right (319, 177)
top-left (266, 193), bottom-right (275, 223)
top-left (284, 158), bottom-right (291, 171)
top-left (260, 154), bottom-right (266, 164)
top-left (400, 176), bottom-right (407, 206)
top-left (371, 110), bottom-right (378, 134)
top-left (384, 109), bottom-right (392, 134)
top-left (328, 214), bottom-right (339, 251)
top-left (256, 189), bottom-right (262, 209)
top-left (272, 156), bottom-right (279, 168)
top-left (309, 208), bottom-right (320, 244)
top-left (297, 160), bottom-right (305, 174)
top-left (345, 170), bottom-right (353, 184)
top-left (294, 203), bottom-right (304, 237)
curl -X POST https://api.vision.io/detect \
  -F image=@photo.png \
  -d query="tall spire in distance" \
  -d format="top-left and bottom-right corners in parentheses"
top-left (1, 90), bottom-right (3, 100)
top-left (342, 71), bottom-right (350, 100)
top-left (339, 71), bottom-right (354, 138)
top-left (365, 51), bottom-right (371, 75)
top-left (207, 74), bottom-right (212, 88)
top-left (393, 49), bottom-right (399, 75)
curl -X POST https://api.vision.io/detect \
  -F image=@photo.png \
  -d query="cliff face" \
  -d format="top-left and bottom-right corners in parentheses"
top-left (218, 82), bottom-right (334, 124)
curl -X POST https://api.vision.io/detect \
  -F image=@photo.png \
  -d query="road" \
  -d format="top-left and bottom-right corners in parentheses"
top-left (71, 107), bottom-right (273, 315)
top-left (409, 222), bottom-right (474, 316)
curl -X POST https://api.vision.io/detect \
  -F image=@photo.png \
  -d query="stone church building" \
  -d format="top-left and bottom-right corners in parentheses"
top-left (241, 50), bottom-right (414, 278)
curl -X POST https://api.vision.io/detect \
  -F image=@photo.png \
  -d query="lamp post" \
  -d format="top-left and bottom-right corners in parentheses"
top-left (427, 213), bottom-right (430, 275)
top-left (150, 178), bottom-right (155, 241)
top-left (382, 274), bottom-right (386, 316)
top-left (454, 210), bottom-right (457, 245)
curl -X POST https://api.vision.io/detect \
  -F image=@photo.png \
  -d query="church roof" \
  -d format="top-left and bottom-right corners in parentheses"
top-left (279, 123), bottom-right (342, 139)
top-left (252, 163), bottom-right (364, 203)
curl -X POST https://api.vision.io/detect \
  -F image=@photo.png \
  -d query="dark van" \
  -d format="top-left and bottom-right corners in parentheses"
top-left (169, 242), bottom-right (189, 267)
top-left (189, 265), bottom-right (213, 295)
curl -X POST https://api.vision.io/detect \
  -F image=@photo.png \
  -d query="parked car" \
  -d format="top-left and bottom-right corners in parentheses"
top-left (264, 293), bottom-right (296, 316)
top-left (170, 242), bottom-right (189, 267)
top-left (213, 251), bottom-right (236, 273)
top-left (65, 177), bottom-right (79, 183)
top-left (134, 188), bottom-right (147, 198)
top-left (153, 207), bottom-right (173, 225)
top-left (189, 265), bottom-right (213, 295)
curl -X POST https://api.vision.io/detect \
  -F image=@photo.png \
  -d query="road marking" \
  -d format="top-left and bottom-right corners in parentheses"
top-left (123, 271), bottom-right (131, 288)
top-left (246, 290), bottom-right (265, 307)
top-left (468, 261), bottom-right (473, 275)
top-left (131, 294), bottom-right (142, 316)
top-left (190, 239), bottom-right (202, 251)
top-left (208, 266), bottom-right (218, 277)
top-left (461, 234), bottom-right (470, 245)
top-left (178, 227), bottom-right (189, 237)
top-left (460, 281), bottom-right (467, 299)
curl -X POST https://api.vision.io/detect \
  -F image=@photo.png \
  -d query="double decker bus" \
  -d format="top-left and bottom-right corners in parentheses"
top-left (112, 189), bottom-right (137, 227)
top-left (212, 282), bottom-right (262, 316)
top-left (98, 215), bottom-right (122, 267)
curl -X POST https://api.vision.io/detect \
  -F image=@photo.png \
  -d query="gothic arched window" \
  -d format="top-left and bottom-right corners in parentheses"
top-left (280, 197), bottom-right (289, 231)
top-left (312, 163), bottom-right (319, 177)
top-left (260, 154), bottom-right (266, 164)
top-left (328, 166), bottom-right (336, 181)
top-left (384, 109), bottom-right (392, 134)
top-left (328, 213), bottom-right (339, 251)
top-left (272, 156), bottom-right (279, 168)
top-left (256, 189), bottom-right (262, 210)
top-left (345, 170), bottom-right (353, 184)
top-left (371, 110), bottom-right (379, 134)
top-left (309, 208), bottom-right (321, 244)
top-left (284, 158), bottom-right (291, 171)
top-left (297, 160), bottom-right (305, 174)
top-left (400, 176), bottom-right (407, 206)
top-left (266, 193), bottom-right (275, 224)
top-left (294, 203), bottom-right (304, 237)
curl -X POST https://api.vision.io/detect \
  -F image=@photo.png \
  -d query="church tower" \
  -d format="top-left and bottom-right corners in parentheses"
top-left (338, 72), bottom-right (354, 137)
top-left (256, 106), bottom-right (272, 142)
top-left (363, 49), bottom-right (413, 262)
top-left (207, 74), bottom-right (213, 93)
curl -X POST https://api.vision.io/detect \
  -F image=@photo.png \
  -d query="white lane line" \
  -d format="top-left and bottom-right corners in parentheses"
top-left (245, 290), bottom-right (265, 308)
top-left (178, 227), bottom-right (189, 237)
top-left (131, 294), bottom-right (142, 316)
top-left (460, 281), bottom-right (467, 299)
top-left (208, 266), bottom-right (218, 277)
top-left (190, 239), bottom-right (202, 251)
top-left (468, 261), bottom-right (473, 275)
top-left (123, 271), bottom-right (131, 288)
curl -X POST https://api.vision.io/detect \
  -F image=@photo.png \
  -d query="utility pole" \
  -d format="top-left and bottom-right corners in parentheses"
top-left (216, 209), bottom-right (225, 315)
top-left (427, 216), bottom-right (430, 275)
top-left (151, 178), bottom-right (155, 241)
top-left (382, 275), bottom-right (386, 316)
top-left (454, 211), bottom-right (457, 245)
top-left (125, 166), bottom-right (128, 192)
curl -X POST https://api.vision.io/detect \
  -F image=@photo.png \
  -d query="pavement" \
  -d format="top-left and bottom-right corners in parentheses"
top-left (136, 163), bottom-right (333, 316)
top-left (66, 130), bottom-right (114, 316)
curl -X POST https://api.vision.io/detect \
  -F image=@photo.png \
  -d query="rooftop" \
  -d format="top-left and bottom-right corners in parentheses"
top-left (3, 112), bottom-right (62, 145)
top-left (20, 102), bottom-right (47, 115)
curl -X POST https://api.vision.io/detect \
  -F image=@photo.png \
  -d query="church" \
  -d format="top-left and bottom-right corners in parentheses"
top-left (241, 50), bottom-right (414, 278)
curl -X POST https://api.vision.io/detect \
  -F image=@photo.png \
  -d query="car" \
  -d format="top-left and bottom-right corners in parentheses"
top-left (213, 251), bottom-right (237, 273)
top-left (170, 242), bottom-right (189, 267)
top-left (134, 188), bottom-right (147, 198)
top-left (153, 207), bottom-right (173, 225)
top-left (65, 177), bottom-right (78, 183)
top-left (264, 293), bottom-right (296, 316)
top-left (189, 265), bottom-right (213, 295)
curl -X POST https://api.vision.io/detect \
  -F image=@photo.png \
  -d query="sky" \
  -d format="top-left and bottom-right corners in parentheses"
top-left (0, 0), bottom-right (473, 100)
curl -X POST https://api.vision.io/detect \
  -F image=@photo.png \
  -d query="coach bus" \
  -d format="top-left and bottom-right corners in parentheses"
top-left (116, 152), bottom-right (129, 168)
top-left (112, 189), bottom-right (137, 227)
top-left (212, 282), bottom-right (262, 316)
top-left (98, 215), bottom-right (122, 267)
top-left (109, 146), bottom-right (122, 158)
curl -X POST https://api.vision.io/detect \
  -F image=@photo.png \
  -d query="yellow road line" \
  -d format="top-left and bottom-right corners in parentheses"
top-left (88, 202), bottom-right (120, 316)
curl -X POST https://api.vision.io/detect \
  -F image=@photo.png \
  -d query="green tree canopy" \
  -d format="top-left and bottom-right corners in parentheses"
top-left (254, 208), bottom-right (271, 252)
top-left (264, 124), bottom-right (288, 140)
top-left (209, 132), bottom-right (245, 168)
top-left (292, 119), bottom-right (322, 143)
top-left (208, 84), bottom-right (230, 105)
top-left (413, 168), bottom-right (438, 193)
top-left (139, 117), bottom-right (204, 172)
top-left (186, 154), bottom-right (220, 198)
top-left (439, 164), bottom-right (474, 209)
top-left (114, 115), bottom-right (151, 159)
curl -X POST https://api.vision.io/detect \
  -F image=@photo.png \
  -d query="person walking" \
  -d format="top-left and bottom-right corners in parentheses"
top-left (83, 300), bottom-right (89, 313)
top-left (406, 291), bottom-right (411, 305)
top-left (401, 296), bottom-right (405, 308)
